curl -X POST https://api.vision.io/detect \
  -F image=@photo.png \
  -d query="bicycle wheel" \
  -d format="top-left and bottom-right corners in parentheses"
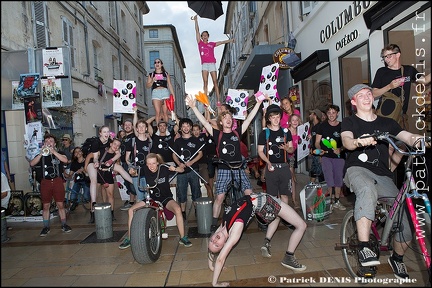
top-left (78, 191), bottom-right (90, 211)
top-left (130, 208), bottom-right (162, 264)
top-left (340, 209), bottom-right (378, 278)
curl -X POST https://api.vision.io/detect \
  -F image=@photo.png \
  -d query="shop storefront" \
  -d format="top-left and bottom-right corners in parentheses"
top-left (292, 1), bottom-right (430, 134)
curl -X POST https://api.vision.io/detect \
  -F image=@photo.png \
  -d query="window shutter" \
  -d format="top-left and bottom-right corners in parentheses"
top-left (34, 1), bottom-right (47, 48)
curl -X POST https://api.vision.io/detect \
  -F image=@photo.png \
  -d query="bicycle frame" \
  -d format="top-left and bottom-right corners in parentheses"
top-left (336, 131), bottom-right (431, 278)
top-left (212, 157), bottom-right (252, 206)
top-left (371, 161), bottom-right (431, 269)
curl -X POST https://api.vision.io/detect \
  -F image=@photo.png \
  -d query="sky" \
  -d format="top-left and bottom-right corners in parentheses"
top-left (144, 1), bottom-right (228, 97)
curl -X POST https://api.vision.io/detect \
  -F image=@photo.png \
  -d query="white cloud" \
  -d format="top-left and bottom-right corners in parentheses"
top-left (145, 1), bottom-right (228, 98)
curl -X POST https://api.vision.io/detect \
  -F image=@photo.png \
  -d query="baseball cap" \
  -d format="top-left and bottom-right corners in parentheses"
top-left (309, 109), bottom-right (323, 119)
top-left (347, 84), bottom-right (372, 100)
top-left (61, 134), bottom-right (71, 140)
top-left (265, 104), bottom-right (282, 121)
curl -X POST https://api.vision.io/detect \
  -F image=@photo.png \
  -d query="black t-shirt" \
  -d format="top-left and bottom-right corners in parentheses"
top-left (90, 138), bottom-right (112, 163)
top-left (172, 136), bottom-right (201, 172)
top-left (151, 133), bottom-right (175, 162)
top-left (222, 195), bottom-right (254, 231)
top-left (125, 137), bottom-right (152, 176)
top-left (33, 151), bottom-right (66, 182)
top-left (143, 165), bottom-right (175, 203)
top-left (257, 127), bottom-right (292, 163)
top-left (341, 115), bottom-right (402, 178)
top-left (316, 121), bottom-right (343, 159)
top-left (214, 126), bottom-right (243, 169)
top-left (309, 122), bottom-right (321, 150)
top-left (120, 133), bottom-right (135, 164)
top-left (194, 133), bottom-right (208, 164)
top-left (371, 65), bottom-right (419, 114)
top-left (69, 159), bottom-right (87, 182)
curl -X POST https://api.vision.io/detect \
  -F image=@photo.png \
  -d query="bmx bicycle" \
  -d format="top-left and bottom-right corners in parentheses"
top-left (64, 172), bottom-right (91, 212)
top-left (129, 164), bottom-right (175, 264)
top-left (335, 131), bottom-right (431, 280)
top-left (211, 156), bottom-right (252, 208)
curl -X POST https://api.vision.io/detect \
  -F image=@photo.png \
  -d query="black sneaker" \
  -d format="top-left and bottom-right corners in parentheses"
top-left (70, 201), bottom-right (78, 211)
top-left (62, 224), bottom-right (72, 233)
top-left (210, 225), bottom-right (218, 233)
top-left (358, 247), bottom-right (380, 266)
top-left (388, 257), bottom-right (409, 279)
top-left (40, 227), bottom-right (50, 237)
top-left (281, 254), bottom-right (306, 271)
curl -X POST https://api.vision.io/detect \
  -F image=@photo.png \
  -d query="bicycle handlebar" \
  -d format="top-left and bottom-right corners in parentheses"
top-left (211, 156), bottom-right (253, 169)
top-left (359, 131), bottom-right (430, 156)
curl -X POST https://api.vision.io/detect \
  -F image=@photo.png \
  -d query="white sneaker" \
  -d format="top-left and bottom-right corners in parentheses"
top-left (333, 201), bottom-right (346, 210)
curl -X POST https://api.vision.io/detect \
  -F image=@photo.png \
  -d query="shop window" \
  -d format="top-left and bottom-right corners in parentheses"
top-left (301, 66), bottom-right (332, 117)
top-left (384, 6), bottom-right (431, 133)
top-left (340, 44), bottom-right (370, 118)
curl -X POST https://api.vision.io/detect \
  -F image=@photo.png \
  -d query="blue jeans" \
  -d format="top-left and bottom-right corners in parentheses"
top-left (176, 170), bottom-right (202, 204)
top-left (133, 176), bottom-right (147, 202)
top-left (71, 181), bottom-right (90, 202)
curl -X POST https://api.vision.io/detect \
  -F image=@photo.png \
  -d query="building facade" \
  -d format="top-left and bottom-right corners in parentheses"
top-left (1, 1), bottom-right (151, 191)
top-left (219, 1), bottom-right (431, 172)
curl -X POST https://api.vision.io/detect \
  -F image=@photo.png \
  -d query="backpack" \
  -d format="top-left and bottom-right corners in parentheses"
top-left (376, 66), bottom-right (404, 128)
top-left (80, 136), bottom-right (98, 157)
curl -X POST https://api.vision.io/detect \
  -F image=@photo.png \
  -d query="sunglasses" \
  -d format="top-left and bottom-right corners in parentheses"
top-left (62, 139), bottom-right (69, 141)
top-left (154, 61), bottom-right (161, 64)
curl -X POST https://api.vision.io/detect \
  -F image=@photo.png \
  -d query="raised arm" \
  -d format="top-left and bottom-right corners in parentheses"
top-left (241, 95), bottom-right (266, 135)
top-left (147, 116), bottom-right (156, 136)
top-left (215, 38), bottom-right (235, 48)
top-left (193, 15), bottom-right (201, 44)
top-left (133, 106), bottom-right (139, 136)
top-left (186, 95), bottom-right (214, 136)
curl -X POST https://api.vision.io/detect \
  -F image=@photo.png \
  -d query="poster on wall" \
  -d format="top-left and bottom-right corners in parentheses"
top-left (113, 80), bottom-right (136, 114)
top-left (297, 123), bottom-right (311, 162)
top-left (42, 48), bottom-right (65, 77)
top-left (258, 63), bottom-right (280, 110)
top-left (11, 80), bottom-right (24, 110)
top-left (289, 85), bottom-right (300, 108)
top-left (16, 73), bottom-right (40, 97)
top-left (24, 94), bottom-right (43, 124)
top-left (24, 121), bottom-right (43, 161)
top-left (41, 78), bottom-right (62, 108)
top-left (226, 89), bottom-right (249, 120)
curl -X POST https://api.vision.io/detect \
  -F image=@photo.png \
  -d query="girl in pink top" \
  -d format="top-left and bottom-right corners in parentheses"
top-left (288, 114), bottom-right (302, 208)
top-left (193, 15), bottom-right (234, 105)
top-left (280, 97), bottom-right (301, 129)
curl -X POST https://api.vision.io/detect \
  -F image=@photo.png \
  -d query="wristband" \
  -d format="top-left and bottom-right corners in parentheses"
top-left (255, 91), bottom-right (266, 102)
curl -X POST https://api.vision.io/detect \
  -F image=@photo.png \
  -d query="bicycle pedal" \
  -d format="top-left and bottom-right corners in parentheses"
top-left (357, 266), bottom-right (377, 278)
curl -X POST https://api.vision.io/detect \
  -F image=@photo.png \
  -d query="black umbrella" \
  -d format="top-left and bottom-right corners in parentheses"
top-left (187, 1), bottom-right (224, 21)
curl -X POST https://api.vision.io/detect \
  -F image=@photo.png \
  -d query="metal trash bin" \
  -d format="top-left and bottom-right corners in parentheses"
top-left (1, 209), bottom-right (10, 243)
top-left (94, 203), bottom-right (112, 239)
top-left (196, 197), bottom-right (213, 234)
